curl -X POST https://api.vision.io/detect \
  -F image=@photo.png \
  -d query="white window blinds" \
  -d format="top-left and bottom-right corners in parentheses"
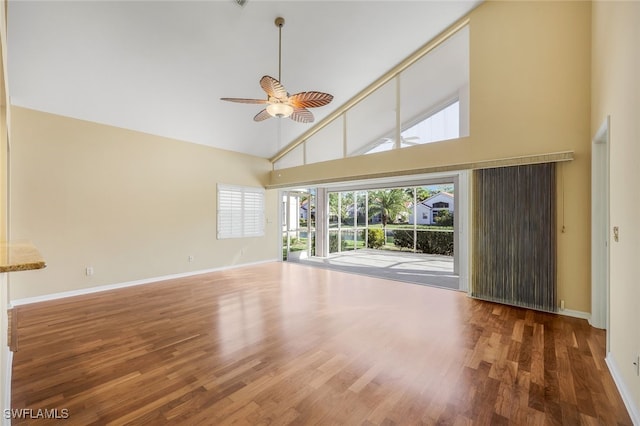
top-left (217, 184), bottom-right (265, 239)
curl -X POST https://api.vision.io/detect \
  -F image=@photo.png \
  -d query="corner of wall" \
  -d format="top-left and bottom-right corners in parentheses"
top-left (606, 353), bottom-right (640, 425)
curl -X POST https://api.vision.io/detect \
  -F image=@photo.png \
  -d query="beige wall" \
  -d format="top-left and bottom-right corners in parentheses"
top-left (270, 1), bottom-right (592, 312)
top-left (592, 0), bottom-right (640, 415)
top-left (8, 107), bottom-right (279, 301)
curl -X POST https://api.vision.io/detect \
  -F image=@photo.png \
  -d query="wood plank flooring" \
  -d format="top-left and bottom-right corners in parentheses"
top-left (11, 262), bottom-right (632, 425)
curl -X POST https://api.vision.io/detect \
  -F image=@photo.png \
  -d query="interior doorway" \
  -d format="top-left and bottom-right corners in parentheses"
top-left (591, 117), bottom-right (610, 344)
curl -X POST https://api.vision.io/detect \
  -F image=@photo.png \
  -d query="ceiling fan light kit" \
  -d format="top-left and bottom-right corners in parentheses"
top-left (221, 16), bottom-right (333, 123)
top-left (266, 102), bottom-right (294, 118)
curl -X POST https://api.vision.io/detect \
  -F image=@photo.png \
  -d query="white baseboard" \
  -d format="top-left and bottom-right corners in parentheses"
top-left (558, 308), bottom-right (591, 321)
top-left (606, 353), bottom-right (640, 425)
top-left (10, 259), bottom-right (278, 307)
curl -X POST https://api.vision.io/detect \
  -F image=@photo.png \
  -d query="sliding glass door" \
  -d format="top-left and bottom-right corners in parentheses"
top-left (281, 189), bottom-right (315, 261)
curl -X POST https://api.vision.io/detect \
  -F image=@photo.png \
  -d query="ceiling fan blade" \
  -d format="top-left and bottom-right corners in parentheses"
top-left (260, 75), bottom-right (288, 100)
top-left (289, 107), bottom-right (314, 123)
top-left (253, 109), bottom-right (272, 122)
top-left (289, 91), bottom-right (333, 109)
top-left (220, 98), bottom-right (268, 104)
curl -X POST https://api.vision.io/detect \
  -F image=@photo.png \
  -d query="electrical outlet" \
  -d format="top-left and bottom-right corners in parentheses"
top-left (613, 226), bottom-right (619, 242)
top-left (188, 255), bottom-right (194, 262)
top-left (85, 267), bottom-right (94, 276)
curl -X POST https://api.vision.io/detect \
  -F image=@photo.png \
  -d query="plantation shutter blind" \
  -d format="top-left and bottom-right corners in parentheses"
top-left (243, 190), bottom-right (264, 237)
top-left (472, 163), bottom-right (557, 312)
top-left (217, 184), bottom-right (265, 239)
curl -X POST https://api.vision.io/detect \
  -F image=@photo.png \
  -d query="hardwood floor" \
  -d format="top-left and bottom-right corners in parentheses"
top-left (11, 262), bottom-right (632, 425)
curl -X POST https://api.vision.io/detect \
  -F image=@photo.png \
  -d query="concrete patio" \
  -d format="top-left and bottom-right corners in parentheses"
top-left (289, 249), bottom-right (459, 290)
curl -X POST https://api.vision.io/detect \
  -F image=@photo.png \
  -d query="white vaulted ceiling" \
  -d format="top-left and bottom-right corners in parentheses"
top-left (7, 1), bottom-right (481, 159)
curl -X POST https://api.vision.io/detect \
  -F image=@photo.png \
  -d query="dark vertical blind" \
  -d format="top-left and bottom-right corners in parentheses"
top-left (472, 163), bottom-right (556, 312)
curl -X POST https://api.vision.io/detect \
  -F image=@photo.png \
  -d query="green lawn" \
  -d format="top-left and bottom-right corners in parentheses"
top-left (282, 237), bottom-right (310, 260)
top-left (343, 239), bottom-right (366, 250)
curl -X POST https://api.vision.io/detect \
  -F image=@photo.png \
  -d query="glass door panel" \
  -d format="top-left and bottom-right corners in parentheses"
top-left (282, 190), bottom-right (314, 261)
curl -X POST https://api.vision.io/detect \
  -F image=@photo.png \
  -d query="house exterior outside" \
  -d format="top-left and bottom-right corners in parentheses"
top-left (408, 192), bottom-right (454, 225)
top-left (299, 198), bottom-right (309, 221)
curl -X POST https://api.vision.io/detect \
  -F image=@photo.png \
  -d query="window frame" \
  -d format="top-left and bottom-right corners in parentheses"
top-left (361, 98), bottom-right (460, 156)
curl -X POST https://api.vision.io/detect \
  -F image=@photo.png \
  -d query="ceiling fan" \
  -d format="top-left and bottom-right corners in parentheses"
top-left (221, 17), bottom-right (333, 123)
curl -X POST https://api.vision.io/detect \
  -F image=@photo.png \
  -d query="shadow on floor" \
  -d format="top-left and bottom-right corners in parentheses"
top-left (288, 249), bottom-right (460, 290)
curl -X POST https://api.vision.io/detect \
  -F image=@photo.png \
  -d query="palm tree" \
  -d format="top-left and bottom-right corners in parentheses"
top-left (368, 189), bottom-right (409, 244)
top-left (404, 187), bottom-right (431, 202)
top-left (329, 192), bottom-right (354, 226)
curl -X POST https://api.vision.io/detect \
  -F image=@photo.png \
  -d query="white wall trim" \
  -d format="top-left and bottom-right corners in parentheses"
top-left (3, 348), bottom-right (11, 426)
top-left (606, 353), bottom-right (640, 425)
top-left (10, 259), bottom-right (279, 307)
top-left (558, 308), bottom-right (591, 321)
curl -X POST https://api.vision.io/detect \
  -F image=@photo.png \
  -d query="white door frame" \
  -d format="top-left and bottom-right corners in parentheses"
top-left (591, 116), bottom-right (610, 345)
top-left (280, 189), bottom-right (315, 261)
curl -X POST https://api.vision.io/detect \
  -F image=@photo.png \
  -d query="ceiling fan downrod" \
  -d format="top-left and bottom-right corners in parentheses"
top-left (275, 17), bottom-right (284, 83)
